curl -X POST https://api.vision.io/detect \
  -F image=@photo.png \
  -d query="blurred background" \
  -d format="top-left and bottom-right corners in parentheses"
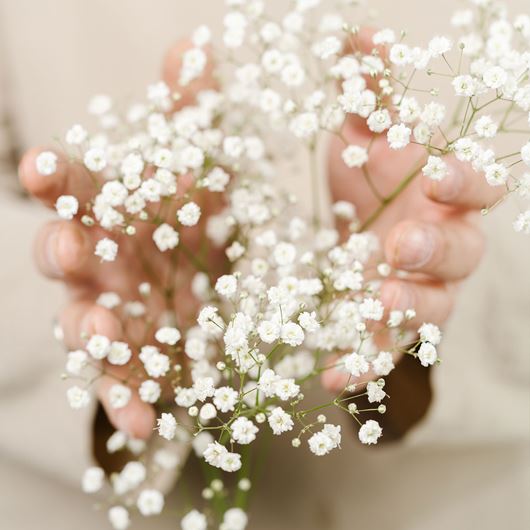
top-left (0, 0), bottom-right (528, 529)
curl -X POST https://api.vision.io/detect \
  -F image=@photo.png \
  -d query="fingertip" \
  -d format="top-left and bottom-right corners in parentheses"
top-left (18, 147), bottom-right (66, 202)
top-left (56, 223), bottom-right (91, 274)
top-left (81, 305), bottom-right (122, 341)
top-left (384, 221), bottom-right (437, 271)
top-left (422, 162), bottom-right (462, 204)
top-left (380, 279), bottom-right (414, 311)
top-left (114, 401), bottom-right (156, 440)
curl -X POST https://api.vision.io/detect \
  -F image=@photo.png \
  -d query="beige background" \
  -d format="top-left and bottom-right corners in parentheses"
top-left (0, 0), bottom-right (529, 529)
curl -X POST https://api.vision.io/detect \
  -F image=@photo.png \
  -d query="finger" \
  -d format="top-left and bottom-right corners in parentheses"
top-left (162, 40), bottom-right (216, 109)
top-left (380, 278), bottom-right (457, 326)
top-left (19, 147), bottom-right (98, 210)
top-left (34, 220), bottom-right (95, 280)
top-left (422, 157), bottom-right (504, 210)
top-left (98, 374), bottom-right (156, 440)
top-left (385, 218), bottom-right (485, 281)
top-left (59, 300), bottom-right (122, 350)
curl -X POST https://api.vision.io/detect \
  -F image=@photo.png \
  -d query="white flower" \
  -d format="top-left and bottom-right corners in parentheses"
top-left (308, 424), bottom-right (341, 456)
top-left (120, 461), bottom-right (146, 488)
top-left (343, 352), bottom-right (370, 377)
top-left (418, 323), bottom-right (442, 345)
top-left (153, 223), bottom-right (179, 251)
top-left (65, 124), bottom-right (88, 145)
top-left (185, 337), bottom-right (207, 361)
top-left (88, 94), bottom-right (112, 115)
top-left (513, 210), bottom-right (530, 234)
top-left (231, 417), bottom-right (258, 444)
top-left (215, 274), bottom-right (238, 298)
top-left (483, 66), bottom-right (508, 89)
top-left (452, 75), bottom-right (476, 97)
top-left (372, 351), bottom-right (395, 376)
top-left (67, 386), bottom-right (90, 409)
top-left (82, 467), bottom-right (104, 493)
top-left (268, 407), bottom-right (294, 435)
top-left (109, 384), bottom-right (132, 409)
top-left (84, 147), bottom-right (107, 172)
top-left (418, 342), bottom-right (438, 367)
top-left (422, 156), bottom-right (448, 181)
top-left (157, 413), bottom-right (177, 440)
top-left (35, 151), bottom-right (58, 175)
top-left (308, 431), bottom-right (333, 456)
top-left (87, 334), bottom-right (110, 359)
top-left (289, 112), bottom-right (318, 138)
top-left (204, 167), bottom-right (230, 192)
top-left (143, 352), bottom-right (170, 378)
top-left (474, 116), bottom-right (498, 138)
top-left (390, 44), bottom-right (413, 66)
top-left (107, 341), bottom-right (132, 365)
top-left (367, 381), bottom-right (386, 403)
top-left (280, 322), bottom-right (305, 346)
top-left (221, 508), bottom-right (248, 530)
top-left (204, 441), bottom-right (227, 467)
top-left (66, 350), bottom-right (88, 375)
top-left (193, 377), bottom-right (215, 401)
top-left (181, 509), bottom-right (207, 530)
top-left (55, 195), bottom-right (80, 220)
top-left (421, 102), bottom-right (446, 129)
top-left (358, 420), bottom-right (382, 444)
top-left (155, 326), bottom-right (181, 345)
top-left (428, 36), bottom-right (452, 57)
top-left (139, 380), bottom-right (161, 403)
top-left (95, 238), bottom-right (118, 262)
top-left (312, 36), bottom-right (342, 59)
top-left (359, 298), bottom-right (384, 321)
top-left (367, 109), bottom-right (392, 133)
top-left (387, 124), bottom-right (411, 149)
top-left (137, 489), bottom-right (164, 516)
top-left (177, 202), bottom-right (201, 226)
top-left (214, 386), bottom-right (238, 413)
top-left (341, 145), bottom-right (368, 168)
top-left (298, 311), bottom-right (320, 332)
top-left (220, 452), bottom-right (242, 472)
top-left (257, 320), bottom-right (281, 343)
top-left (454, 138), bottom-right (479, 162)
top-left (199, 403), bottom-right (217, 422)
top-left (108, 506), bottom-right (130, 530)
top-left (484, 163), bottom-right (508, 186)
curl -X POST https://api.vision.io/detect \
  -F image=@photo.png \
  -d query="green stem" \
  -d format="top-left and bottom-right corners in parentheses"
top-left (359, 160), bottom-right (425, 231)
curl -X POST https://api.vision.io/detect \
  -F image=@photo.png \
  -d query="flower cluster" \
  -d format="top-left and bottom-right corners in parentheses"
top-left (39, 0), bottom-right (529, 528)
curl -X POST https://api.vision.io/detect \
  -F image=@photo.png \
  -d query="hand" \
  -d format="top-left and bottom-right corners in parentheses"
top-left (19, 41), bottom-right (222, 439)
top-left (323, 30), bottom-right (501, 391)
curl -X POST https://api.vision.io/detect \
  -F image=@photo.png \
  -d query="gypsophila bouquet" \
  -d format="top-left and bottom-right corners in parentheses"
top-left (35, 0), bottom-right (529, 528)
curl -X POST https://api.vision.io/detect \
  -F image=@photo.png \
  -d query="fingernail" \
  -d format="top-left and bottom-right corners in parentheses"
top-left (44, 226), bottom-right (63, 277)
top-left (394, 225), bottom-right (435, 269)
top-left (428, 164), bottom-right (462, 202)
top-left (381, 281), bottom-right (413, 311)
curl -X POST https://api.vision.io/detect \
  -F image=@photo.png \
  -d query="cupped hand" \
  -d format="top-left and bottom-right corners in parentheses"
top-left (323, 30), bottom-right (501, 391)
top-left (19, 41), bottom-right (222, 439)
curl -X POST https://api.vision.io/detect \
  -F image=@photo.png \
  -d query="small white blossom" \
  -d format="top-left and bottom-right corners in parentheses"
top-left (157, 413), bottom-right (178, 440)
top-left (358, 420), bottom-right (382, 444)
top-left (55, 195), bottom-right (79, 219)
top-left (137, 489), bottom-right (164, 516)
top-left (35, 151), bottom-right (58, 176)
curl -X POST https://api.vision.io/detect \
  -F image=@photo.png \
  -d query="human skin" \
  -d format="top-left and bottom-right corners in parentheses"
top-left (18, 36), bottom-right (499, 438)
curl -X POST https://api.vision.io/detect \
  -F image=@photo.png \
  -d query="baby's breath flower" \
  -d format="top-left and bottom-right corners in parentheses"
top-left (35, 151), bottom-right (58, 176)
